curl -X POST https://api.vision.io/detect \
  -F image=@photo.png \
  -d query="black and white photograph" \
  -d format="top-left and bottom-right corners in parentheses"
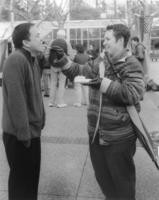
top-left (1, 0), bottom-right (159, 199)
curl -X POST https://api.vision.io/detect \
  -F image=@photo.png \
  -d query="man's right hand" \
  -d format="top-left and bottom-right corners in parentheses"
top-left (82, 77), bottom-right (102, 89)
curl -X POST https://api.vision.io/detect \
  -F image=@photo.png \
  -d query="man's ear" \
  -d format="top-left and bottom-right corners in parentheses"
top-left (118, 37), bottom-right (124, 47)
top-left (119, 37), bottom-right (124, 44)
top-left (22, 40), bottom-right (30, 48)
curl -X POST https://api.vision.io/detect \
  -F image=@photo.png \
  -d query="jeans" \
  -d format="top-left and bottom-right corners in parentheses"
top-left (49, 68), bottom-right (66, 104)
top-left (3, 133), bottom-right (41, 200)
top-left (42, 69), bottom-right (50, 95)
top-left (89, 135), bottom-right (136, 200)
top-left (74, 82), bottom-right (89, 105)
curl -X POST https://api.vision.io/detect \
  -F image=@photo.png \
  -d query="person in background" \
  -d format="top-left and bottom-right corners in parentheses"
top-left (39, 42), bottom-right (51, 97)
top-left (87, 44), bottom-right (99, 61)
top-left (73, 44), bottom-right (89, 107)
top-left (87, 43), bottom-right (94, 54)
top-left (131, 36), bottom-right (147, 74)
top-left (2, 23), bottom-right (45, 200)
top-left (49, 24), bottom-right (145, 200)
top-left (57, 29), bottom-right (76, 61)
top-left (131, 36), bottom-right (159, 91)
top-left (49, 38), bottom-right (68, 107)
top-left (49, 29), bottom-right (75, 108)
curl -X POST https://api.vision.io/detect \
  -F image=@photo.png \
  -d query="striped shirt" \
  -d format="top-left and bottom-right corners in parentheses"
top-left (63, 54), bottom-right (145, 144)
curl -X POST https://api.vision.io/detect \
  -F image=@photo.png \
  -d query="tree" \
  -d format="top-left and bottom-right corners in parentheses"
top-left (0, 0), bottom-right (71, 32)
top-left (126, 0), bottom-right (144, 31)
top-left (13, 0), bottom-right (41, 21)
top-left (41, 0), bottom-right (69, 29)
top-left (70, 0), bottom-right (101, 20)
top-left (148, 1), bottom-right (159, 18)
top-left (0, 0), bottom-right (10, 21)
top-left (0, 0), bottom-right (41, 22)
top-left (70, 5), bottom-right (101, 20)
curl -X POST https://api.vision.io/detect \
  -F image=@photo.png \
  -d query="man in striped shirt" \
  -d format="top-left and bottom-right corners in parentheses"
top-left (49, 24), bottom-right (145, 200)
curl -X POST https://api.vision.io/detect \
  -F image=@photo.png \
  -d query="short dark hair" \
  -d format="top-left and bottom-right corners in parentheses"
top-left (106, 24), bottom-right (130, 48)
top-left (131, 36), bottom-right (139, 42)
top-left (76, 44), bottom-right (84, 53)
top-left (12, 23), bottom-right (34, 49)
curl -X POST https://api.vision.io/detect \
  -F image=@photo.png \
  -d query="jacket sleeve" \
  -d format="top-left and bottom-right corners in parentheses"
top-left (62, 59), bottom-right (99, 81)
top-left (100, 60), bottom-right (145, 105)
top-left (3, 55), bottom-right (31, 141)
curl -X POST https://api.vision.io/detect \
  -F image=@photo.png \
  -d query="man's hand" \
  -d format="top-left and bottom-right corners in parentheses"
top-left (49, 45), bottom-right (68, 68)
top-left (82, 77), bottom-right (102, 90)
top-left (22, 140), bottom-right (31, 148)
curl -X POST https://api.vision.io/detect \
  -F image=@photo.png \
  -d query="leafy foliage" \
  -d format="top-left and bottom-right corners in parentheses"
top-left (70, 5), bottom-right (101, 20)
top-left (70, 0), bottom-right (101, 20)
top-left (13, 0), bottom-right (41, 21)
top-left (0, 0), bottom-right (41, 21)
top-left (0, 0), bottom-right (10, 21)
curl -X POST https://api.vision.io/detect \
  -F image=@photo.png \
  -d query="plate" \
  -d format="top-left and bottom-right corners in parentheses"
top-left (74, 76), bottom-right (91, 83)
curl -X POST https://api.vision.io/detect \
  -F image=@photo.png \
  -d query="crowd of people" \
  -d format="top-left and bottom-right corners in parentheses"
top-left (38, 31), bottom-right (159, 109)
top-left (39, 34), bottom-right (100, 108)
top-left (1, 21), bottom-right (157, 200)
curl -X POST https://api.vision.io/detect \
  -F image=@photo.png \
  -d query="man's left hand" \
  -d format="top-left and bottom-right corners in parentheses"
top-left (82, 77), bottom-right (102, 90)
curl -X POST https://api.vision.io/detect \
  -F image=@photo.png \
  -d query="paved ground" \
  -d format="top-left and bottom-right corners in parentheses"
top-left (1, 60), bottom-right (159, 200)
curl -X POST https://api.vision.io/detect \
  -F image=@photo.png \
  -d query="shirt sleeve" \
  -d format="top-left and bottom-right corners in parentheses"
top-left (62, 59), bottom-right (98, 81)
top-left (3, 55), bottom-right (31, 141)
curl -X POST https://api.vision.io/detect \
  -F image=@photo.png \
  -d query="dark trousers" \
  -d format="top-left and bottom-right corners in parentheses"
top-left (3, 133), bottom-right (41, 200)
top-left (89, 136), bottom-right (136, 200)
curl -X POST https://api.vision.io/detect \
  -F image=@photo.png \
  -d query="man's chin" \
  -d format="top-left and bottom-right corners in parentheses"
top-left (38, 47), bottom-right (44, 52)
top-left (105, 50), bottom-right (112, 57)
top-left (36, 48), bottom-right (44, 54)
top-left (105, 49), bottom-right (110, 54)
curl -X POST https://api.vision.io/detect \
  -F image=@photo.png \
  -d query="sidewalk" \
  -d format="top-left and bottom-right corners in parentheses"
top-left (1, 83), bottom-right (159, 200)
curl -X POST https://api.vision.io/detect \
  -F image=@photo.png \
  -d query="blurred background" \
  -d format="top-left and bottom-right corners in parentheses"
top-left (1, 0), bottom-right (159, 73)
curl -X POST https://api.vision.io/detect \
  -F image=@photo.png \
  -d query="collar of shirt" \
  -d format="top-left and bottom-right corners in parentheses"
top-left (112, 50), bottom-right (130, 65)
top-left (105, 49), bottom-right (128, 65)
top-left (20, 48), bottom-right (35, 65)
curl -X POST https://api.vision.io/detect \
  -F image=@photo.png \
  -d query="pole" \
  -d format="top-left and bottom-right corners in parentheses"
top-left (114, 0), bottom-right (117, 18)
top-left (143, 0), bottom-right (149, 46)
top-left (125, 0), bottom-right (128, 23)
top-left (66, 0), bottom-right (70, 42)
top-left (143, 0), bottom-right (151, 76)
top-left (126, 0), bottom-right (132, 28)
top-left (10, 0), bottom-right (14, 32)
